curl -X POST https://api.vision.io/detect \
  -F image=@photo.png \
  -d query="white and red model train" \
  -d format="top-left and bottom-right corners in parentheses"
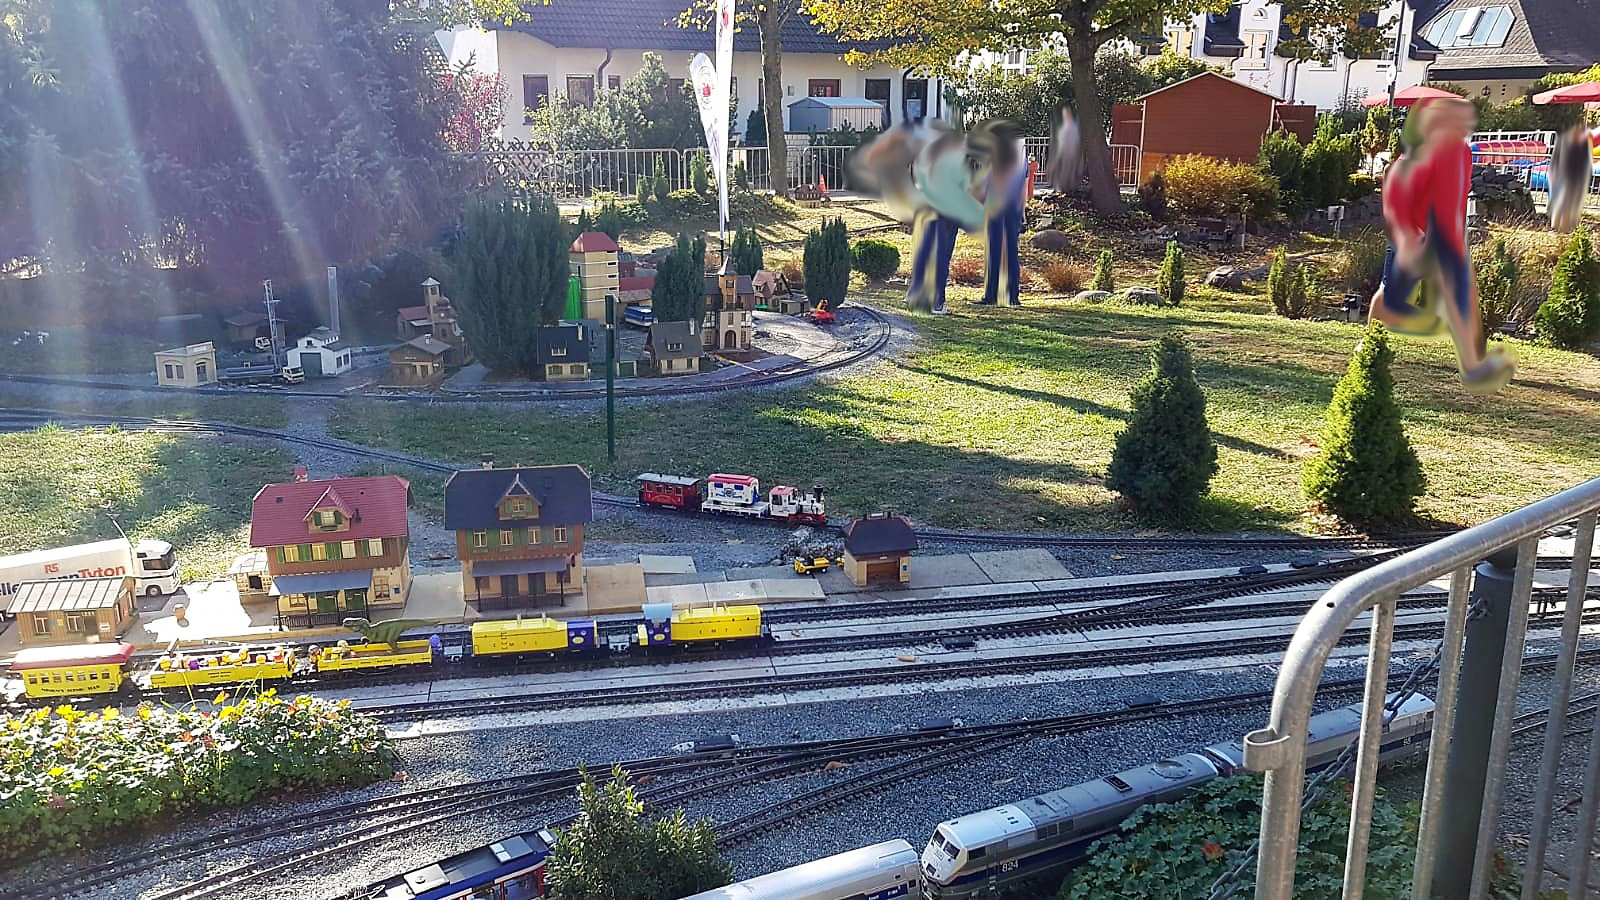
top-left (635, 473), bottom-right (827, 525)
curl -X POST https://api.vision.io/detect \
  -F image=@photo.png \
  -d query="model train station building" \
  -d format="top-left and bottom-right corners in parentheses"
top-left (249, 469), bottom-right (413, 626)
top-left (841, 514), bottom-right (918, 586)
top-left (444, 461), bottom-right (594, 609)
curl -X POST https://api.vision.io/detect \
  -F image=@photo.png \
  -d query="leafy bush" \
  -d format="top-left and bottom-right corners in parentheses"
top-left (1337, 229), bottom-right (1387, 297)
top-left (730, 226), bottom-right (764, 277)
top-left (691, 148), bottom-right (709, 194)
top-left (0, 693), bottom-right (396, 862)
top-left (595, 198), bottom-right (625, 241)
top-left (1302, 322), bottom-right (1425, 526)
top-left (779, 258), bottom-right (804, 288)
top-left (949, 255), bottom-right (985, 286)
top-left (802, 218), bottom-right (852, 306)
top-left (852, 238), bottom-right (901, 281)
top-left (1107, 332), bottom-right (1217, 520)
top-left (546, 766), bottom-right (730, 900)
top-left (1158, 240), bottom-right (1185, 306)
top-left (1476, 239), bottom-right (1521, 334)
top-left (1301, 115), bottom-right (1363, 209)
top-left (652, 157), bottom-right (670, 204)
top-left (1092, 249), bottom-right (1115, 293)
top-left (1163, 155), bottom-right (1279, 221)
top-left (1257, 129), bottom-right (1307, 214)
top-left (1042, 260), bottom-right (1089, 293)
top-left (1268, 249), bottom-right (1313, 319)
top-left (1346, 173), bottom-right (1377, 200)
top-left (1137, 172), bottom-right (1168, 220)
top-left (1535, 229), bottom-right (1600, 348)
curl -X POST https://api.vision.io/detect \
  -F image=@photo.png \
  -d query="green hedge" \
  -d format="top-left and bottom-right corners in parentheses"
top-left (0, 692), bottom-right (398, 861)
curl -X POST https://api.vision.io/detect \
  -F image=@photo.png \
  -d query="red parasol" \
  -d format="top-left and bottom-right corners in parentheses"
top-left (1532, 81), bottom-right (1600, 105)
top-left (1362, 84), bottom-right (1465, 107)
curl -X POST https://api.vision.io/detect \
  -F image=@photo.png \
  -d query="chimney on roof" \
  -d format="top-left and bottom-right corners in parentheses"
top-left (293, 466), bottom-right (308, 482)
top-left (480, 453), bottom-right (495, 470)
top-left (327, 267), bottom-right (341, 338)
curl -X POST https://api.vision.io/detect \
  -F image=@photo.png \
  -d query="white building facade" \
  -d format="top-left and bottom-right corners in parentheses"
top-left (437, 1), bottom-right (950, 142)
top-left (286, 327), bottom-right (352, 378)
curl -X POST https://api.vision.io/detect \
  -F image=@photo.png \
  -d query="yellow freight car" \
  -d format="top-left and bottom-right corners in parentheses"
top-left (147, 646), bottom-right (298, 690)
top-left (312, 639), bottom-right (435, 673)
top-left (637, 603), bottom-right (765, 646)
top-left (471, 616), bottom-right (597, 657)
top-left (9, 642), bottom-right (137, 699)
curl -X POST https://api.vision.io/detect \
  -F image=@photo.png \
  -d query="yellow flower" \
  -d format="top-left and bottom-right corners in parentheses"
top-left (102, 708), bottom-right (118, 720)
top-left (213, 692), bottom-right (228, 705)
top-left (47, 766), bottom-right (64, 777)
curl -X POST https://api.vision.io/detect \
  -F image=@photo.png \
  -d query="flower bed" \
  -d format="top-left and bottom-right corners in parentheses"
top-left (0, 691), bottom-right (398, 862)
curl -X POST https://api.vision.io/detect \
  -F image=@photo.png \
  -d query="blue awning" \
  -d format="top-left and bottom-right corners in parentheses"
top-left (270, 570), bottom-right (373, 597)
top-left (473, 557), bottom-right (569, 577)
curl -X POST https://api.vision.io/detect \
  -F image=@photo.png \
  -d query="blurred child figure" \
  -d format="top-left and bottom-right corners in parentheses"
top-left (1375, 97), bottom-right (1513, 393)
top-left (909, 126), bottom-right (986, 313)
top-left (1549, 123), bottom-right (1595, 234)
top-left (970, 122), bottom-right (1028, 306)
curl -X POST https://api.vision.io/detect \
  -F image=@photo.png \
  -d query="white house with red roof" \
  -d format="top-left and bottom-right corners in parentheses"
top-left (249, 467), bottom-right (413, 626)
top-left (570, 231), bottom-right (620, 321)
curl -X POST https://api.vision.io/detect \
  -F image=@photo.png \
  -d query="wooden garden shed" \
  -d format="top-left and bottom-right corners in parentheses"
top-left (1110, 72), bottom-right (1316, 184)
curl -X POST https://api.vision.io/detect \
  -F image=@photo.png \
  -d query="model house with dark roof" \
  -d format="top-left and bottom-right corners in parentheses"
top-left (841, 514), bottom-right (918, 586)
top-left (389, 334), bottom-right (453, 385)
top-left (444, 461), bottom-right (594, 608)
top-left (703, 257), bottom-right (756, 353)
top-left (250, 468), bottom-right (413, 625)
top-left (436, 3), bottom-right (944, 141)
top-left (646, 319), bottom-right (703, 375)
top-left (1420, 0), bottom-right (1599, 99)
top-left (536, 323), bottom-right (591, 381)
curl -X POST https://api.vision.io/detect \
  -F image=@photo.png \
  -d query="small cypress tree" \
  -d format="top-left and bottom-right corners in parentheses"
top-left (1091, 249), bottom-right (1115, 293)
top-left (1301, 322), bottom-right (1425, 527)
top-left (1475, 239), bottom-right (1519, 335)
top-left (1158, 240), bottom-right (1185, 306)
top-left (651, 233), bottom-right (707, 323)
top-left (1106, 332), bottom-right (1218, 520)
top-left (733, 160), bottom-right (750, 192)
top-left (595, 199), bottom-right (623, 241)
top-left (653, 156), bottom-right (670, 204)
top-left (730, 226), bottom-right (764, 276)
top-left (803, 217), bottom-right (851, 306)
top-left (572, 209), bottom-right (594, 239)
top-left (691, 149), bottom-right (710, 194)
top-left (635, 175), bottom-right (650, 207)
top-left (1290, 265), bottom-right (1314, 319)
top-left (1267, 248), bottom-right (1290, 317)
top-left (1535, 229), bottom-right (1599, 348)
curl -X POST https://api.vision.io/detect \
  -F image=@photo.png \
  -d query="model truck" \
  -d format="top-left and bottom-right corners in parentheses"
top-left (220, 363), bottom-right (304, 385)
top-left (0, 538), bottom-right (180, 603)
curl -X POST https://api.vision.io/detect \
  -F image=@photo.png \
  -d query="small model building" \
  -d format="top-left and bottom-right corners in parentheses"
top-left (703, 256), bottom-right (756, 352)
top-left (536, 323), bottom-right (591, 381)
top-left (229, 550), bottom-right (271, 603)
top-left (396, 305), bottom-right (432, 340)
top-left (416, 278), bottom-right (470, 366)
top-left (618, 274), bottom-right (655, 306)
top-left (444, 459), bottom-right (594, 609)
top-left (570, 231), bottom-right (621, 321)
top-left (389, 335), bottom-right (452, 385)
top-left (646, 320), bottom-right (703, 375)
top-left (6, 576), bottom-right (136, 647)
top-left (250, 467), bottom-right (413, 626)
top-left (841, 513), bottom-right (918, 586)
top-left (154, 342), bottom-right (217, 388)
top-left (223, 311), bottom-right (268, 345)
top-left (287, 326), bottom-right (352, 378)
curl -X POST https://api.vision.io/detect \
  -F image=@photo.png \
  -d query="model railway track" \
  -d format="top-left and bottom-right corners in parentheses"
top-left (358, 610), bottom-right (1600, 725)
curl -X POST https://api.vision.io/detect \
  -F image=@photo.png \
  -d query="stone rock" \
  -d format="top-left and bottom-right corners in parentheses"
top-left (1072, 290), bottom-right (1112, 303)
top-left (1205, 266), bottom-right (1242, 289)
top-left (1121, 286), bottom-right (1164, 306)
top-left (1029, 229), bottom-right (1075, 252)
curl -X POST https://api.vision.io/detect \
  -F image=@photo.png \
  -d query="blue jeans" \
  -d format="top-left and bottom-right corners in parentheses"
top-left (908, 212), bottom-right (960, 310)
top-left (1380, 213), bottom-right (1471, 328)
top-left (983, 208), bottom-right (1022, 305)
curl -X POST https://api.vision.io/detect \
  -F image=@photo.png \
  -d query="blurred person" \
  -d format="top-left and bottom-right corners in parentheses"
top-left (1045, 107), bottom-right (1082, 192)
top-left (969, 121), bottom-right (1028, 307)
top-left (907, 126), bottom-right (985, 314)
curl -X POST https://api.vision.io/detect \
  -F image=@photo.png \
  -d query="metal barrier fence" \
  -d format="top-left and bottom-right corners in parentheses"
top-left (1240, 476), bottom-right (1600, 900)
top-left (461, 138), bottom-right (1143, 199)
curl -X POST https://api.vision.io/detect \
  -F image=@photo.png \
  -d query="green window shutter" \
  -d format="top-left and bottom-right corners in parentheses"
top-left (276, 546), bottom-right (287, 564)
top-left (489, 530), bottom-right (500, 547)
top-left (299, 543), bottom-right (313, 560)
top-left (327, 541), bottom-right (342, 560)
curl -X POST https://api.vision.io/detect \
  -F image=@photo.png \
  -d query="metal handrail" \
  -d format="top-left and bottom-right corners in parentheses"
top-left (1245, 476), bottom-right (1600, 900)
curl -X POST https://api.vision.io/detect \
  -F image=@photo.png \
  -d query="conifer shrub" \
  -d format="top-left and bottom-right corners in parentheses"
top-left (1091, 249), bottom-right (1115, 293)
top-left (1534, 229), bottom-right (1599, 348)
top-left (635, 175), bottom-right (650, 207)
top-left (1301, 322), bottom-right (1425, 526)
top-left (691, 148), bottom-right (710, 194)
top-left (802, 217), bottom-right (852, 306)
top-left (730, 226), bottom-right (764, 276)
top-left (652, 156), bottom-right (670, 204)
top-left (1158, 240), bottom-right (1185, 306)
top-left (852, 238), bottom-right (901, 281)
top-left (572, 209), bottom-right (594, 238)
top-left (594, 198), bottom-right (624, 241)
top-left (1475, 239), bottom-right (1520, 334)
top-left (1106, 332), bottom-right (1218, 520)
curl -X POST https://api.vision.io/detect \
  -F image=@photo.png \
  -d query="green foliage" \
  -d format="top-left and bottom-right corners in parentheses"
top-left (733, 160), bottom-right (751, 192)
top-left (1137, 172), bottom-right (1168, 221)
top-left (1268, 249), bottom-right (1313, 319)
top-left (1141, 50), bottom-right (1226, 91)
top-left (852, 238), bottom-right (901, 281)
top-left (1092, 249), bottom-right (1115, 293)
top-left (595, 198), bottom-right (625, 241)
top-left (1257, 129), bottom-right (1307, 214)
top-left (1535, 230), bottom-right (1600, 348)
top-left (546, 766), bottom-right (730, 900)
top-left (1476, 239), bottom-right (1521, 334)
top-left (1302, 322), bottom-right (1425, 526)
top-left (803, 217), bottom-right (852, 306)
top-left (1358, 105), bottom-right (1394, 167)
top-left (651, 233), bottom-right (708, 324)
top-left (1158, 240), bottom-right (1185, 306)
top-left (0, 693), bottom-right (396, 863)
top-left (635, 175), bottom-right (651, 207)
top-left (1106, 332), bottom-right (1216, 519)
top-left (1338, 229), bottom-right (1388, 296)
top-left (744, 107), bottom-right (767, 147)
top-left (1522, 65), bottom-right (1600, 131)
top-left (691, 149), bottom-right (710, 195)
top-left (1164, 155), bottom-right (1280, 221)
top-left (530, 52), bottom-right (699, 150)
top-left (572, 209), bottom-right (595, 240)
top-left (1062, 775), bottom-right (1416, 899)
top-left (451, 195), bottom-right (571, 374)
top-left (1301, 115), bottom-right (1363, 209)
top-left (652, 156), bottom-right (671, 204)
top-left (730, 227), bottom-right (765, 277)
top-left (1268, 248), bottom-right (1291, 316)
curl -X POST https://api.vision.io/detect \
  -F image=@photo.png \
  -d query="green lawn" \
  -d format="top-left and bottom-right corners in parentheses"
top-left (0, 426), bottom-right (293, 579)
top-left (0, 384), bottom-right (288, 428)
top-left (0, 327), bottom-right (167, 376)
top-left (351, 462), bottom-right (444, 524)
top-left (326, 279), bottom-right (1600, 533)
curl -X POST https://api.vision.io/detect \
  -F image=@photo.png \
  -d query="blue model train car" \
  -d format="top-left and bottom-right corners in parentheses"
top-left (623, 305), bottom-right (653, 328)
top-left (366, 827), bottom-right (556, 899)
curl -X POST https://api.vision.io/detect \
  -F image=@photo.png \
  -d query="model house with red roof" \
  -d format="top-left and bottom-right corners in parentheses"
top-left (570, 231), bottom-right (620, 321)
top-left (250, 467), bottom-right (413, 626)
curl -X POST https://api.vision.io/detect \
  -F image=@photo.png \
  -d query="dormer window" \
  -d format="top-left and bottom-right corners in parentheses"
top-left (550, 347), bottom-right (567, 357)
top-left (509, 498), bottom-right (529, 516)
top-left (667, 341), bottom-right (683, 352)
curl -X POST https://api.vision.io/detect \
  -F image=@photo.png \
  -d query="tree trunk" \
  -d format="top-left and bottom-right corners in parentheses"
top-left (758, 4), bottom-right (788, 196)
top-left (1066, 36), bottom-right (1122, 214)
